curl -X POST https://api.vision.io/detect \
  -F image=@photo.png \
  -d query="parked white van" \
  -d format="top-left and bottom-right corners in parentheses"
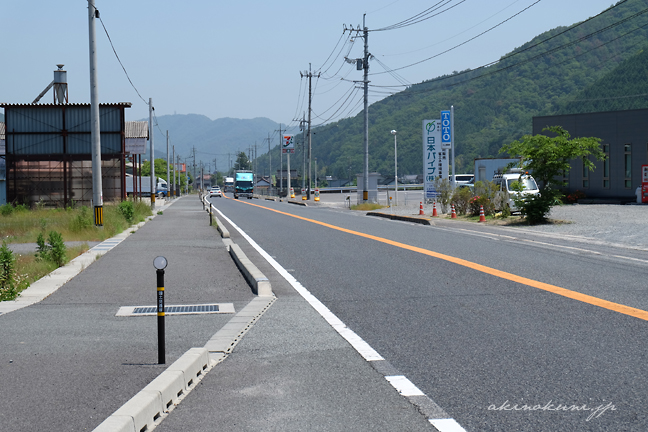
top-left (493, 169), bottom-right (540, 213)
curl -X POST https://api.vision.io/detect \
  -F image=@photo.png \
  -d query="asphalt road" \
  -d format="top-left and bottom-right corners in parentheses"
top-left (209, 194), bottom-right (648, 431)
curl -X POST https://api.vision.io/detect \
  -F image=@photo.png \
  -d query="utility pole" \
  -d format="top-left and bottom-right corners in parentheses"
top-left (301, 113), bottom-right (306, 193)
top-left (88, 0), bottom-right (103, 225)
top-left (301, 65), bottom-right (320, 200)
top-left (149, 98), bottom-right (155, 209)
top-left (267, 133), bottom-right (272, 194)
top-left (166, 130), bottom-right (169, 202)
top-left (275, 124), bottom-right (283, 194)
top-left (172, 145), bottom-right (176, 197)
top-left (192, 146), bottom-right (196, 193)
top-left (345, 17), bottom-right (370, 202)
top-left (362, 16), bottom-right (369, 202)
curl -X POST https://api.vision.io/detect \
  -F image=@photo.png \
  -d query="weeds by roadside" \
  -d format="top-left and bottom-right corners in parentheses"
top-left (0, 200), bottom-right (152, 301)
top-left (351, 203), bottom-right (386, 211)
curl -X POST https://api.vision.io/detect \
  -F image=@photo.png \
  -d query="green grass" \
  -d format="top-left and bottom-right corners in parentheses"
top-left (0, 200), bottom-right (153, 301)
top-left (0, 201), bottom-right (152, 244)
top-left (351, 203), bottom-right (387, 211)
top-left (1, 244), bottom-right (90, 302)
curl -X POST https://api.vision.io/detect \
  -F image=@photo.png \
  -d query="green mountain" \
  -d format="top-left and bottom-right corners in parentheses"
top-left (253, 0), bottom-right (648, 179)
top-left (557, 45), bottom-right (648, 114)
top-left (144, 114), bottom-right (280, 171)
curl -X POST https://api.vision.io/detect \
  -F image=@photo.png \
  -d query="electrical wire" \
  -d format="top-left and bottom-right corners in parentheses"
top-left (386, 11), bottom-right (648, 100)
top-left (312, 88), bottom-right (363, 127)
top-left (380, 0), bottom-right (524, 57)
top-left (372, 0), bottom-right (467, 32)
top-left (93, 13), bottom-right (147, 106)
top-left (372, 57), bottom-right (411, 86)
top-left (311, 84), bottom-right (357, 118)
top-left (317, 32), bottom-right (349, 74)
top-left (371, 0), bottom-right (543, 76)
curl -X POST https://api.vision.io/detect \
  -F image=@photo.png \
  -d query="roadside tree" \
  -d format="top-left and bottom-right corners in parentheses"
top-left (500, 126), bottom-right (605, 224)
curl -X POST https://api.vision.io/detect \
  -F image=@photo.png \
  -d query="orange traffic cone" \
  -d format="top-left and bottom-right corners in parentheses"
top-left (432, 202), bottom-right (438, 217)
top-left (451, 204), bottom-right (457, 219)
top-left (479, 205), bottom-right (486, 222)
top-left (419, 202), bottom-right (424, 215)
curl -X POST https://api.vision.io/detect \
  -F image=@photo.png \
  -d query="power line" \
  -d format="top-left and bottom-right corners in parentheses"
top-left (87, 3), bottom-right (147, 106)
top-left (371, 0), bottom-right (467, 32)
top-left (381, 11), bottom-right (648, 101)
top-left (370, 0), bottom-right (543, 76)
top-left (379, 0), bottom-right (526, 57)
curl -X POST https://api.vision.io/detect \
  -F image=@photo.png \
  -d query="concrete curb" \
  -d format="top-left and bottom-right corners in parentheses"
top-left (214, 215), bottom-right (230, 238)
top-left (287, 200), bottom-right (308, 206)
top-left (228, 243), bottom-right (273, 297)
top-left (203, 195), bottom-right (272, 297)
top-left (366, 211), bottom-right (432, 225)
top-left (204, 296), bottom-right (276, 358)
top-left (204, 201), bottom-right (230, 238)
top-left (93, 348), bottom-right (212, 432)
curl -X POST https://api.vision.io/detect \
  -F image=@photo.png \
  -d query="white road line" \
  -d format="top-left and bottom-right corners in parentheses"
top-left (213, 206), bottom-right (468, 430)
top-left (429, 418), bottom-right (468, 432)
top-left (213, 208), bottom-right (384, 361)
top-left (385, 375), bottom-right (425, 396)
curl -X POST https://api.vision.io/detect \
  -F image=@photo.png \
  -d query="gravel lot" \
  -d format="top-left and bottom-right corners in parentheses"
top-left (378, 203), bottom-right (648, 250)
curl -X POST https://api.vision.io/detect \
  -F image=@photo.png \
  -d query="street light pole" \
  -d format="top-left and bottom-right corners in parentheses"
top-left (391, 130), bottom-right (397, 206)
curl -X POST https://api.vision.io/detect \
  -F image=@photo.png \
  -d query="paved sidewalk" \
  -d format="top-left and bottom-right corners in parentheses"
top-left (0, 196), bottom-right (256, 431)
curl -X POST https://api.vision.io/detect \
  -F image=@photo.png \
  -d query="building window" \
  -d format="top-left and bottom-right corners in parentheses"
top-left (624, 144), bottom-right (632, 188)
top-left (602, 144), bottom-right (609, 189)
top-left (582, 157), bottom-right (589, 188)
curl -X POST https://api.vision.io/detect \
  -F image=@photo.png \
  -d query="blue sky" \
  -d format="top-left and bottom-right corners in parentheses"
top-left (1, 0), bottom-right (617, 131)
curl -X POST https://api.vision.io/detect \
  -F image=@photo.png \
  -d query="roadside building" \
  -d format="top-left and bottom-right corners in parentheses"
top-left (1, 103), bottom-right (131, 207)
top-left (0, 122), bottom-right (5, 205)
top-left (533, 108), bottom-right (648, 202)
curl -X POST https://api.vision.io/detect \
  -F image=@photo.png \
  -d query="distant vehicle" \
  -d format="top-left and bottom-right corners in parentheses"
top-left (452, 174), bottom-right (474, 185)
top-left (208, 186), bottom-right (222, 198)
top-left (224, 177), bottom-right (234, 193)
top-left (457, 178), bottom-right (474, 191)
top-left (125, 175), bottom-right (167, 198)
top-left (492, 169), bottom-right (539, 213)
top-left (234, 170), bottom-right (254, 199)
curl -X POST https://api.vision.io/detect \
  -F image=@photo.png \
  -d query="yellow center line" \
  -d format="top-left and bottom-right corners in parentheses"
top-left (231, 198), bottom-right (648, 321)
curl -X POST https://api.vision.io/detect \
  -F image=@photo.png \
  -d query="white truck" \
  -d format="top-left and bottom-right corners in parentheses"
top-left (224, 177), bottom-right (234, 193)
top-left (492, 168), bottom-right (540, 213)
top-left (125, 175), bottom-right (168, 197)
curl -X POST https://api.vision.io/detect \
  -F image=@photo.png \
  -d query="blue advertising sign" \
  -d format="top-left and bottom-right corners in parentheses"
top-left (440, 110), bottom-right (451, 149)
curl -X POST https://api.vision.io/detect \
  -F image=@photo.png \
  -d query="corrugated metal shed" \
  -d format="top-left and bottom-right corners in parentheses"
top-left (1, 103), bottom-right (130, 155)
top-left (1, 103), bottom-right (131, 207)
top-left (125, 121), bottom-right (148, 139)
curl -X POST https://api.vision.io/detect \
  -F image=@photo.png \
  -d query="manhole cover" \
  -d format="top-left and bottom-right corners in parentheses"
top-left (116, 303), bottom-right (235, 317)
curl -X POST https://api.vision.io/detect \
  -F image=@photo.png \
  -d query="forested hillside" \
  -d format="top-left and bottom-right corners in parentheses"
top-left (557, 45), bottom-right (648, 114)
top-left (146, 114), bottom-right (278, 171)
top-left (255, 0), bottom-right (648, 179)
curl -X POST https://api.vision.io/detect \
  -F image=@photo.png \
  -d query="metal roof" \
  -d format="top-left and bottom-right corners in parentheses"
top-left (0, 102), bottom-right (132, 108)
top-left (125, 121), bottom-right (149, 139)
